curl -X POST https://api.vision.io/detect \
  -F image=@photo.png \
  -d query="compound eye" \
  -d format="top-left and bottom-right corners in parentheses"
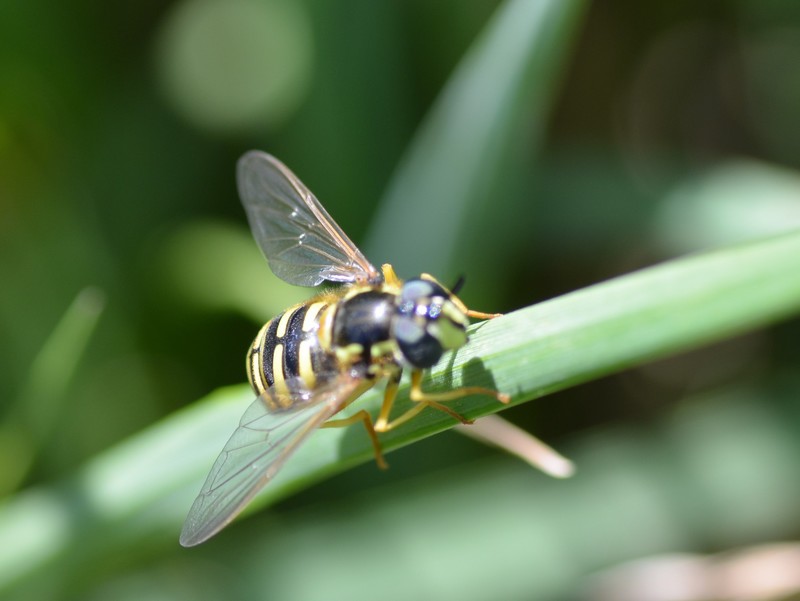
top-left (395, 316), bottom-right (443, 368)
top-left (400, 279), bottom-right (434, 304)
top-left (401, 278), bottom-right (449, 301)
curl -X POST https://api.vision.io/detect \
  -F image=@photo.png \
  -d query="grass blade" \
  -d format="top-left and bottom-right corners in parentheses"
top-left (365, 0), bottom-right (588, 275)
top-left (0, 288), bottom-right (105, 495)
top-left (2, 229), bottom-right (800, 593)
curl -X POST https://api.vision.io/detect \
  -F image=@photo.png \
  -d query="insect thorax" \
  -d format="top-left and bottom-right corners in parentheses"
top-left (330, 289), bottom-right (400, 378)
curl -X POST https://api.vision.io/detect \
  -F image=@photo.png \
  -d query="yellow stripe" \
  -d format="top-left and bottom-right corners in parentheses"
top-left (272, 344), bottom-right (287, 393)
top-left (303, 302), bottom-right (326, 332)
top-left (249, 350), bottom-right (265, 395)
top-left (271, 344), bottom-right (294, 410)
top-left (276, 310), bottom-right (293, 338)
top-left (318, 305), bottom-right (335, 351)
top-left (298, 340), bottom-right (316, 389)
top-left (247, 324), bottom-right (269, 395)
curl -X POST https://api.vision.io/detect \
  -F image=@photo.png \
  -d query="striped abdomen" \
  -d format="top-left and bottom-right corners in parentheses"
top-left (247, 301), bottom-right (337, 409)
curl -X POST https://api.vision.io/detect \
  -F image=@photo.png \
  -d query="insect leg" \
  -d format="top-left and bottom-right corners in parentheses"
top-left (409, 370), bottom-right (510, 405)
top-left (374, 370), bottom-right (509, 432)
top-left (465, 309), bottom-right (502, 319)
top-left (373, 370), bottom-right (462, 432)
top-left (322, 410), bottom-right (388, 469)
top-left (374, 369), bottom-right (402, 432)
top-left (381, 263), bottom-right (402, 288)
top-left (442, 288), bottom-right (503, 320)
top-left (374, 384), bottom-right (472, 432)
top-left (373, 401), bottom-right (428, 432)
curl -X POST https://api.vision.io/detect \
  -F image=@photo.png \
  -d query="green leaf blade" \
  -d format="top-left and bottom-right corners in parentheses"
top-left (4, 229), bottom-right (800, 595)
top-left (365, 0), bottom-right (588, 275)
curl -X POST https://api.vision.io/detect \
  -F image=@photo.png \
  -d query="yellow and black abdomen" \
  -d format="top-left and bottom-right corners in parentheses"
top-left (247, 301), bottom-right (337, 404)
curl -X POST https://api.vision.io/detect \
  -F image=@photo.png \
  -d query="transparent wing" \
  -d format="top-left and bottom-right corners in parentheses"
top-left (237, 150), bottom-right (382, 287)
top-left (180, 375), bottom-right (364, 547)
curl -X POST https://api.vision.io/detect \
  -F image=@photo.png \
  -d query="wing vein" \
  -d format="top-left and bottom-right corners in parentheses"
top-left (236, 151), bottom-right (381, 287)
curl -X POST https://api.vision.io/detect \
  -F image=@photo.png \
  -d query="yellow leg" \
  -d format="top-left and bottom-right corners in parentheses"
top-left (374, 372), bottom-right (401, 432)
top-left (377, 371), bottom-right (509, 432)
top-left (410, 370), bottom-right (510, 405)
top-left (448, 293), bottom-right (502, 321)
top-left (323, 409), bottom-right (388, 469)
top-left (466, 309), bottom-right (502, 320)
top-left (381, 263), bottom-right (402, 288)
top-left (376, 401), bottom-right (427, 432)
top-left (377, 370), bottom-right (474, 432)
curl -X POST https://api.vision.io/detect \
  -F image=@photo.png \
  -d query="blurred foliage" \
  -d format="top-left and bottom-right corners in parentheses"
top-left (2, 0), bottom-right (800, 600)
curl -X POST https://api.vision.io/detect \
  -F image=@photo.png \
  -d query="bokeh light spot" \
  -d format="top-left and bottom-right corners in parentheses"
top-left (156, 0), bottom-right (313, 133)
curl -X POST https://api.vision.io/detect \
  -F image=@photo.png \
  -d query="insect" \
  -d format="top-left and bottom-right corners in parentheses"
top-left (179, 151), bottom-right (509, 547)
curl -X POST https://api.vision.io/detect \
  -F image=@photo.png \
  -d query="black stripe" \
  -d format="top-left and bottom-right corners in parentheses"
top-left (261, 312), bottom-right (282, 388)
top-left (282, 305), bottom-right (308, 381)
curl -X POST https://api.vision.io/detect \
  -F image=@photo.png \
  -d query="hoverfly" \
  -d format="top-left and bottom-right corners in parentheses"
top-left (180, 151), bottom-right (509, 547)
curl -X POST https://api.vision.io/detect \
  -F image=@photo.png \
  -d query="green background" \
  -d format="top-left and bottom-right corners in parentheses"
top-left (3, 0), bottom-right (800, 599)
